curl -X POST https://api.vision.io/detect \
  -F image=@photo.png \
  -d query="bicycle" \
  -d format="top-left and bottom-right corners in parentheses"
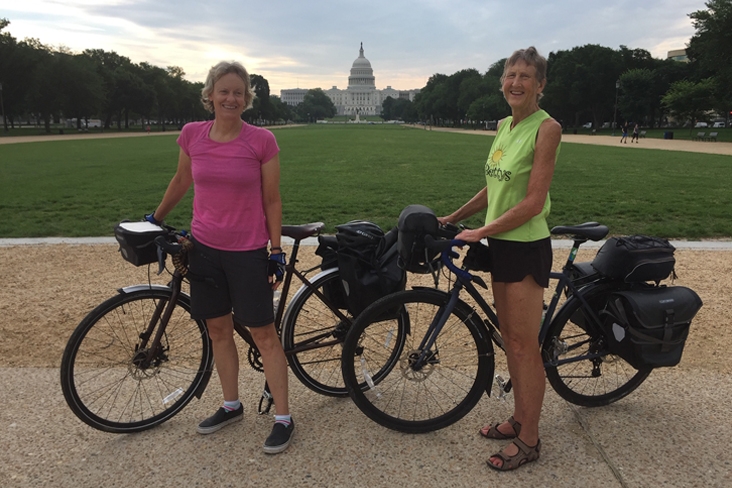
top-left (341, 222), bottom-right (658, 433)
top-left (60, 222), bottom-right (408, 433)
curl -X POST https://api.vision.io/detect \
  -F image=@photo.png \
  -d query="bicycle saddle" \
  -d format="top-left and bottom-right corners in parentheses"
top-left (282, 222), bottom-right (326, 240)
top-left (550, 222), bottom-right (609, 241)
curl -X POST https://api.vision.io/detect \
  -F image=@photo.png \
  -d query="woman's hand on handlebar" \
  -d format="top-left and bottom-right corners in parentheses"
top-left (455, 227), bottom-right (485, 243)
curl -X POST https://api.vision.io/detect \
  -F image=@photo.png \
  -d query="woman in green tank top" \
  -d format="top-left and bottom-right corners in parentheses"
top-left (438, 47), bottom-right (562, 472)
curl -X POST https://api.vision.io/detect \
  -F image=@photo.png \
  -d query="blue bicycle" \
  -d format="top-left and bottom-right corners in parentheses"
top-left (341, 223), bottom-right (656, 433)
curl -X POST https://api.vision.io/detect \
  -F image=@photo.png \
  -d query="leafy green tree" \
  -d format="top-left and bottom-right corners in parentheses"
top-left (296, 88), bottom-right (336, 121)
top-left (687, 0), bottom-right (732, 115)
top-left (543, 45), bottom-right (623, 128)
top-left (244, 73), bottom-right (275, 124)
top-left (381, 96), bottom-right (416, 122)
top-left (618, 68), bottom-right (654, 125)
top-left (661, 78), bottom-right (716, 133)
top-left (269, 95), bottom-right (292, 122)
top-left (59, 53), bottom-right (106, 130)
top-left (0, 20), bottom-right (39, 129)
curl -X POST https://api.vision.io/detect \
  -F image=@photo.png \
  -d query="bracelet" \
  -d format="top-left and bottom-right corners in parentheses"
top-left (270, 246), bottom-right (282, 251)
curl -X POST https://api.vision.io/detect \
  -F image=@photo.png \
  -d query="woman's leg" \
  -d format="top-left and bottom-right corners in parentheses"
top-left (249, 323), bottom-right (289, 416)
top-left (489, 275), bottom-right (545, 466)
top-left (206, 314), bottom-right (240, 401)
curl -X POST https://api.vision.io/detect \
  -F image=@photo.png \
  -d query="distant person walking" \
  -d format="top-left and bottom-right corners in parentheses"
top-left (620, 122), bottom-right (629, 144)
top-left (631, 123), bottom-right (639, 143)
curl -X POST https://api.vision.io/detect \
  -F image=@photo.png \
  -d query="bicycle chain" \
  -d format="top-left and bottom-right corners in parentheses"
top-left (247, 346), bottom-right (264, 372)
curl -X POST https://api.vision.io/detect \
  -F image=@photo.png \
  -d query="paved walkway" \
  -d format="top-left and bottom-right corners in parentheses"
top-left (3, 125), bottom-right (731, 156)
top-left (416, 125), bottom-right (732, 156)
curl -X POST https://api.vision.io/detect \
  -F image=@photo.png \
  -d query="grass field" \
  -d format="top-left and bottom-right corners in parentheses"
top-left (1, 124), bottom-right (730, 238)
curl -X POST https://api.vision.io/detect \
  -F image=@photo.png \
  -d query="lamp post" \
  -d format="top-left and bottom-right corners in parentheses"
top-left (611, 80), bottom-right (620, 137)
top-left (0, 82), bottom-right (7, 132)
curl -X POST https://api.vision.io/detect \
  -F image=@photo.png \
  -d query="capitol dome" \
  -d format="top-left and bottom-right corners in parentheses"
top-left (348, 43), bottom-right (375, 90)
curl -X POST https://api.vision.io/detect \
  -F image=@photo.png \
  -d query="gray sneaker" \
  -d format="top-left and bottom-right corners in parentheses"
top-left (263, 420), bottom-right (295, 454)
top-left (197, 405), bottom-right (243, 434)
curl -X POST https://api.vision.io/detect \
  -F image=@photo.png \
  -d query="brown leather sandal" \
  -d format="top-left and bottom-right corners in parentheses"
top-left (479, 416), bottom-right (521, 440)
top-left (487, 438), bottom-right (541, 471)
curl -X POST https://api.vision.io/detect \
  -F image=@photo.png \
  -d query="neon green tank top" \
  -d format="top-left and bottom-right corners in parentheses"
top-left (484, 109), bottom-right (559, 242)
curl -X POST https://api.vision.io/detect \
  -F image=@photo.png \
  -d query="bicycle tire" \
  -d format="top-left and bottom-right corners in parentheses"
top-left (281, 268), bottom-right (407, 397)
top-left (60, 288), bottom-right (213, 433)
top-left (542, 285), bottom-right (652, 407)
top-left (342, 288), bottom-right (494, 433)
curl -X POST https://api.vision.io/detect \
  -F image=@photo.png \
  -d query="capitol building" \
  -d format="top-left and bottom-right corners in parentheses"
top-left (280, 43), bottom-right (420, 116)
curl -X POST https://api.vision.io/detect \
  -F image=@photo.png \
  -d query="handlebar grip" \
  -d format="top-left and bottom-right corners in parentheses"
top-left (423, 234), bottom-right (466, 251)
top-left (154, 235), bottom-right (183, 255)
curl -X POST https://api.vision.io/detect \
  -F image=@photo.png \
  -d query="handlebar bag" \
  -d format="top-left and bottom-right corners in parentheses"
top-left (397, 204), bottom-right (441, 274)
top-left (591, 235), bottom-right (675, 283)
top-left (600, 286), bottom-right (702, 369)
top-left (114, 221), bottom-right (166, 266)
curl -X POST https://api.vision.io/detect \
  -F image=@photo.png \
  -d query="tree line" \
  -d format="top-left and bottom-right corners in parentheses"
top-left (0, 18), bottom-right (294, 132)
top-left (386, 0), bottom-right (731, 130)
top-left (1, 1), bottom-right (730, 132)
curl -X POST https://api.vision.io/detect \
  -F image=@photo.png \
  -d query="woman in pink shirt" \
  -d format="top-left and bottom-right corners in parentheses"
top-left (146, 61), bottom-right (293, 454)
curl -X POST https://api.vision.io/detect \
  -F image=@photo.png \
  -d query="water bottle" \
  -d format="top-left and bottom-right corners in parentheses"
top-left (273, 290), bottom-right (282, 314)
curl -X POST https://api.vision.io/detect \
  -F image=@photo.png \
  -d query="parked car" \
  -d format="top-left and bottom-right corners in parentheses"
top-left (712, 121), bottom-right (725, 128)
top-left (695, 122), bottom-right (708, 128)
top-left (582, 122), bottom-right (592, 128)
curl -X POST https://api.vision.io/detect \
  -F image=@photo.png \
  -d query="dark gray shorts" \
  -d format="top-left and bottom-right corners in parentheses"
top-left (188, 237), bottom-right (274, 327)
top-left (487, 237), bottom-right (552, 288)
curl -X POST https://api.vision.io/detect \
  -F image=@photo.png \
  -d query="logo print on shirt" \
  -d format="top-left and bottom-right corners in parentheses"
top-left (485, 146), bottom-right (511, 182)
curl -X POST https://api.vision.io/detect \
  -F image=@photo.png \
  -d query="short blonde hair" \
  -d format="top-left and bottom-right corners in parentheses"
top-left (200, 61), bottom-right (255, 113)
top-left (500, 47), bottom-right (548, 100)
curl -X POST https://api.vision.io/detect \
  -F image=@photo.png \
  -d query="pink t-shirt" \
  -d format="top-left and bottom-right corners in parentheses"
top-left (177, 120), bottom-right (280, 251)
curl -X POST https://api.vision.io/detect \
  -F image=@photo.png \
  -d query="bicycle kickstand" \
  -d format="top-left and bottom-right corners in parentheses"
top-left (258, 381), bottom-right (274, 415)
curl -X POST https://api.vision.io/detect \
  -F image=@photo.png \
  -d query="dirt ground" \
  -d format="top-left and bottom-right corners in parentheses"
top-left (1, 243), bottom-right (729, 374)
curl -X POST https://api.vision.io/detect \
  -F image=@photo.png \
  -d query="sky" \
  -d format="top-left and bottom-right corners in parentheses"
top-left (1, 0), bottom-right (708, 96)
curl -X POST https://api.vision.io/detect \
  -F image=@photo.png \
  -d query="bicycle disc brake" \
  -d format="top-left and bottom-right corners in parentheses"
top-left (247, 346), bottom-right (264, 372)
top-left (400, 349), bottom-right (438, 381)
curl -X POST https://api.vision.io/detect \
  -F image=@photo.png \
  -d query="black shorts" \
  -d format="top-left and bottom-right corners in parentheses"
top-left (487, 237), bottom-right (552, 288)
top-left (188, 237), bottom-right (274, 327)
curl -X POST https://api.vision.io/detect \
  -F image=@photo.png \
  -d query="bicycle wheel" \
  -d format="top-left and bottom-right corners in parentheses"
top-left (342, 289), bottom-right (494, 434)
top-left (542, 286), bottom-right (652, 407)
top-left (282, 268), bottom-right (407, 397)
top-left (60, 288), bottom-right (213, 433)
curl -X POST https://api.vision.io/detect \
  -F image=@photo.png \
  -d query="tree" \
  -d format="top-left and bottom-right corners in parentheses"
top-left (244, 74), bottom-right (275, 124)
top-left (661, 78), bottom-right (716, 132)
top-left (296, 88), bottom-right (336, 121)
top-left (687, 0), bottom-right (732, 115)
top-left (542, 45), bottom-right (623, 128)
top-left (58, 53), bottom-right (106, 130)
top-left (618, 68), bottom-right (654, 125)
top-left (380, 96), bottom-right (416, 122)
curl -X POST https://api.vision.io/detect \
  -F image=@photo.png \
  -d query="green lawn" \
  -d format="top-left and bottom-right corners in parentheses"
top-left (1, 124), bottom-right (730, 238)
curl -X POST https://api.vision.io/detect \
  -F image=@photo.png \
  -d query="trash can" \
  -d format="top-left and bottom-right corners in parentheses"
top-left (663, 131), bottom-right (674, 140)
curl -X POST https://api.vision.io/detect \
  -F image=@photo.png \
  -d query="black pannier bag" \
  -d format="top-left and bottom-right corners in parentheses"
top-left (336, 221), bottom-right (406, 316)
top-left (114, 221), bottom-right (166, 266)
top-left (397, 204), bottom-right (441, 273)
top-left (314, 235), bottom-right (349, 310)
top-left (592, 235), bottom-right (676, 283)
top-left (601, 286), bottom-right (702, 369)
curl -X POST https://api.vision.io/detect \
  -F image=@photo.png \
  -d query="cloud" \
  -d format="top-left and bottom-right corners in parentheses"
top-left (1, 0), bottom-right (707, 94)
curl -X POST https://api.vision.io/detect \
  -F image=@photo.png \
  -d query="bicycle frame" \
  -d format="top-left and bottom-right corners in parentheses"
top-left (412, 236), bottom-right (612, 393)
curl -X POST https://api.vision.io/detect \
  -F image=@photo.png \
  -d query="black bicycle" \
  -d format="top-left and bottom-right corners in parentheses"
top-left (60, 222), bottom-right (408, 433)
top-left (341, 223), bottom-right (657, 433)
